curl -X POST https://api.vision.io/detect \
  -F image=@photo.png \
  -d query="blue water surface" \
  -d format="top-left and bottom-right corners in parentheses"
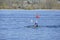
top-left (0, 10), bottom-right (60, 40)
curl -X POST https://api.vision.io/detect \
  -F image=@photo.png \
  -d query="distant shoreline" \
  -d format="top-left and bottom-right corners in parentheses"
top-left (0, 9), bottom-right (60, 11)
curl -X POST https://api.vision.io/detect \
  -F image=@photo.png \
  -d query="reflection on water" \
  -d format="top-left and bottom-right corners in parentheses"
top-left (0, 26), bottom-right (60, 40)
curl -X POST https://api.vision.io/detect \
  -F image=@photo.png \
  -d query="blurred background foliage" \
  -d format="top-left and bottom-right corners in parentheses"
top-left (0, 0), bottom-right (60, 9)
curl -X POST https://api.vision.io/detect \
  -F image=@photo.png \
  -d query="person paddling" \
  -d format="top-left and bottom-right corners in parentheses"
top-left (34, 14), bottom-right (40, 27)
top-left (34, 22), bottom-right (38, 27)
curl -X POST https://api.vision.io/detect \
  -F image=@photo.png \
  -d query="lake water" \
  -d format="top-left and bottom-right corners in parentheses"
top-left (0, 10), bottom-right (60, 40)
